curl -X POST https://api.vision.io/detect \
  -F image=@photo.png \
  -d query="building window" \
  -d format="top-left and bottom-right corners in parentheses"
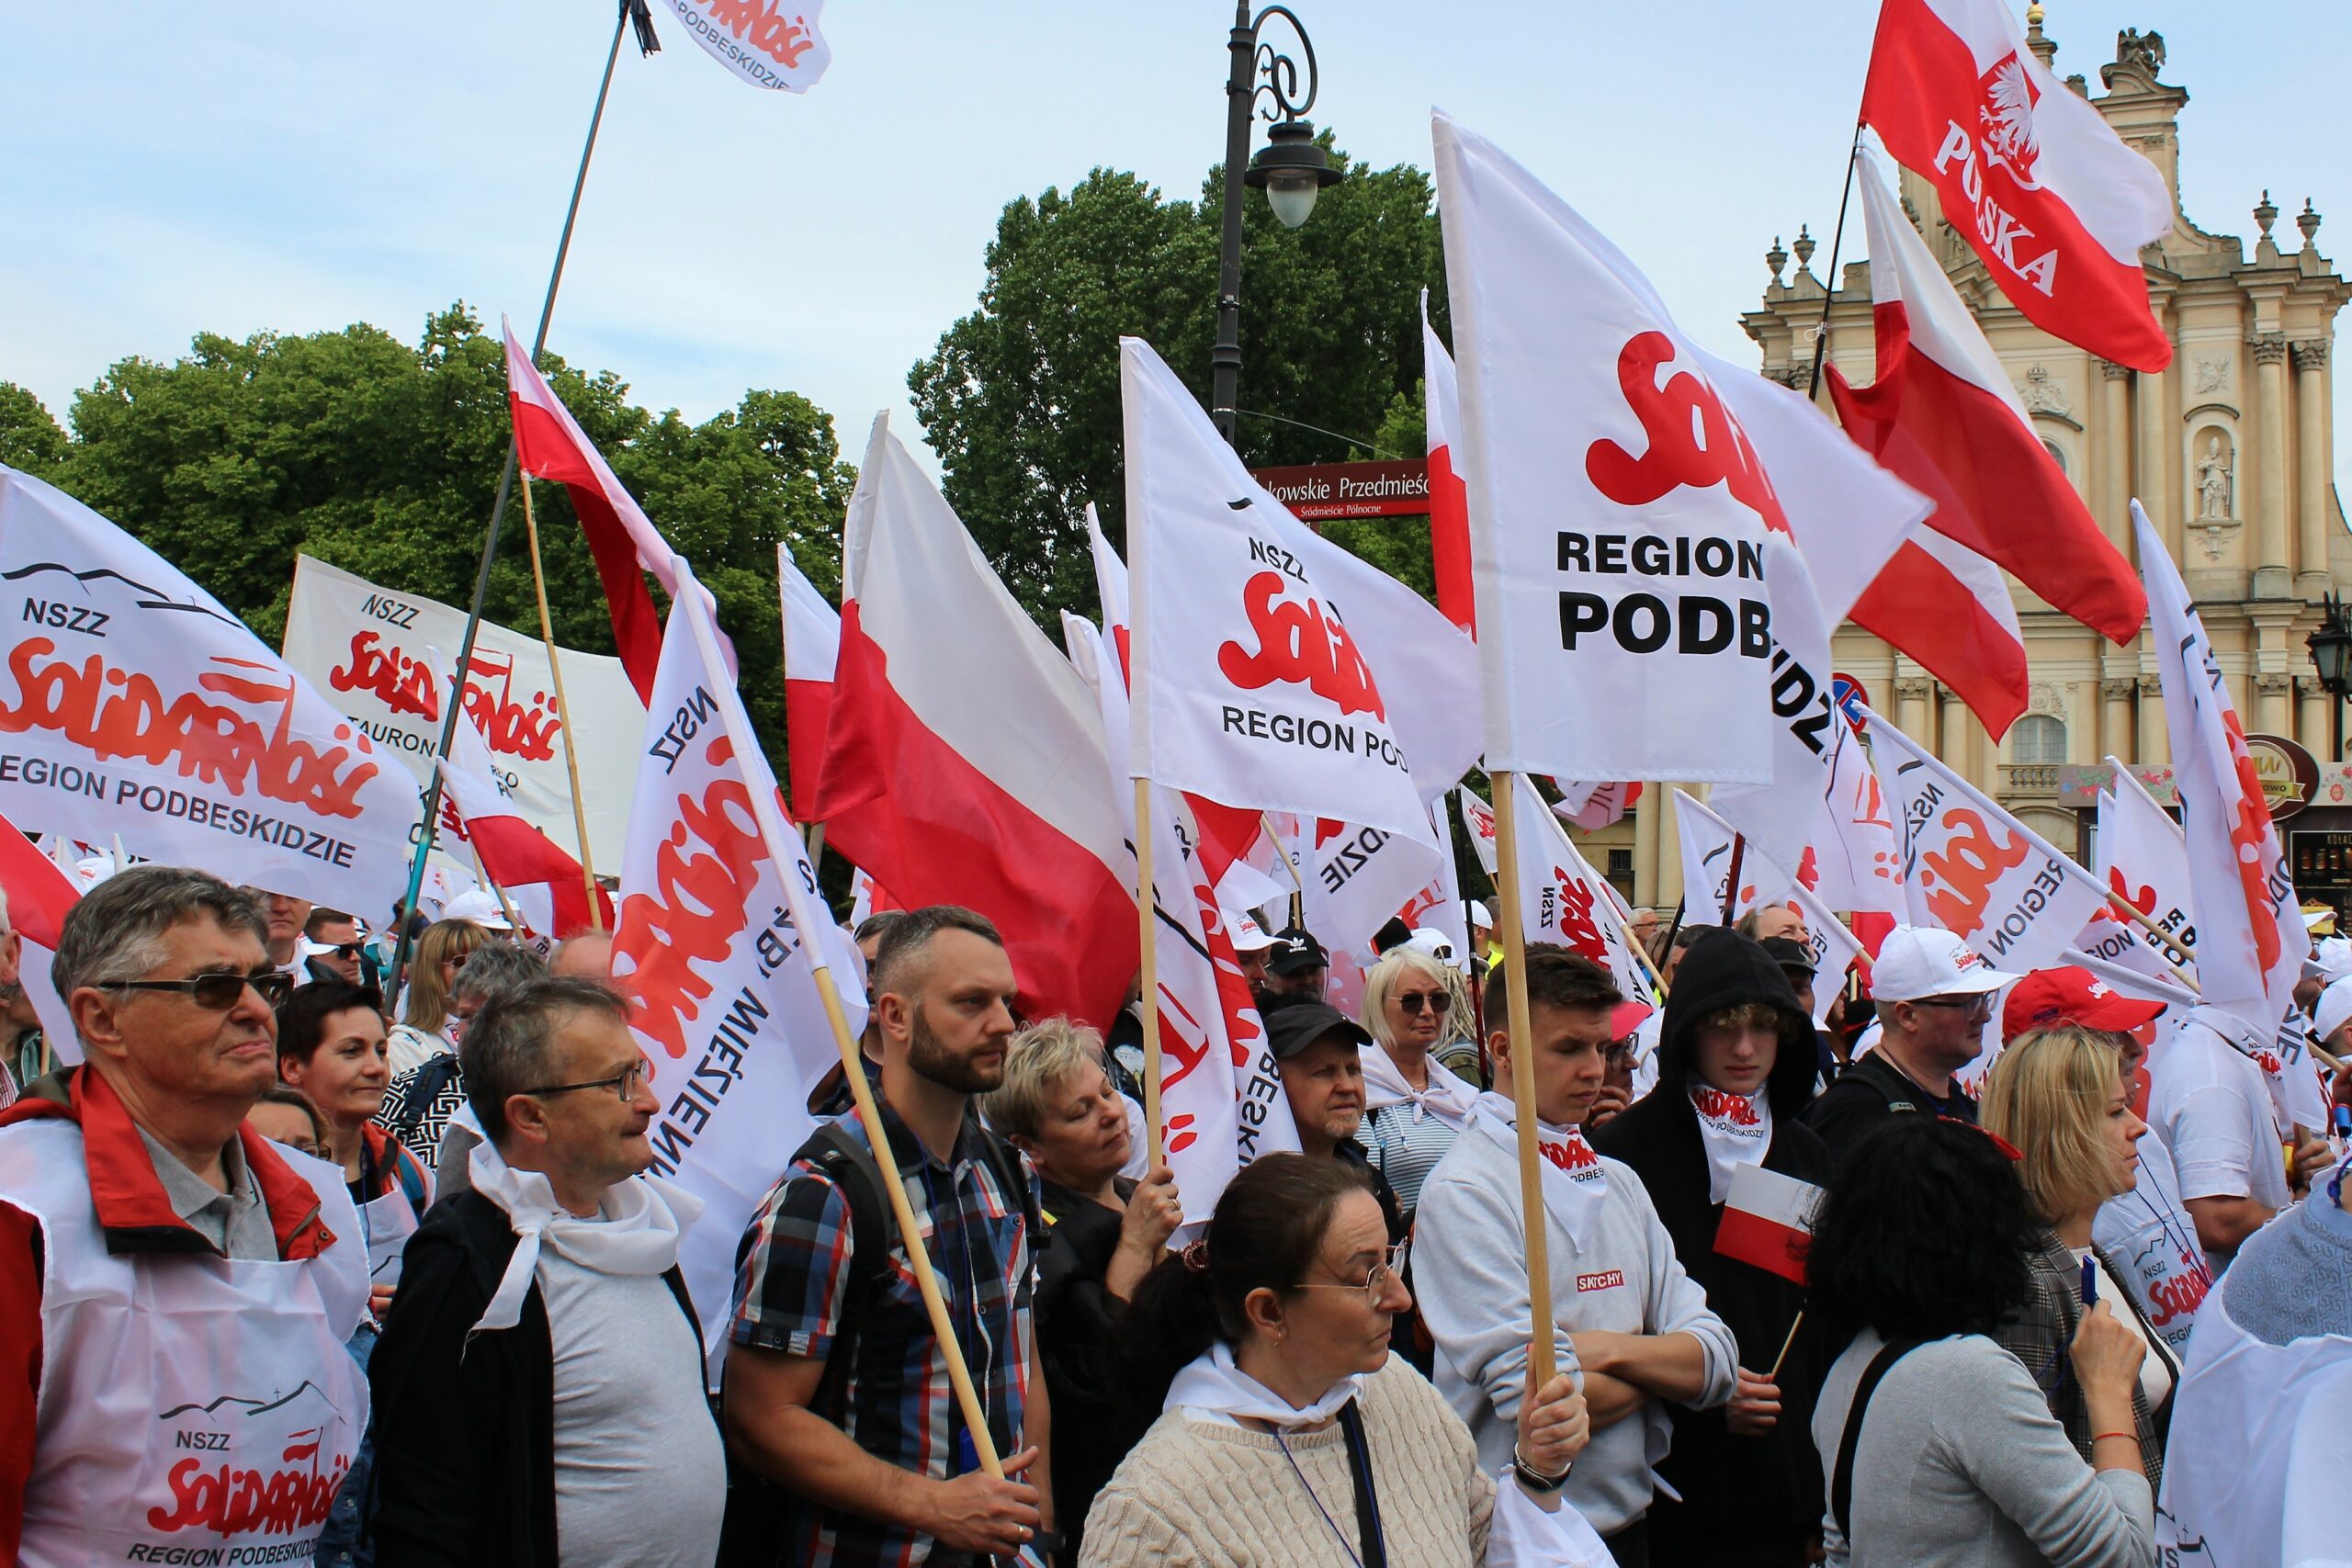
top-left (2041, 439), bottom-right (2068, 474)
top-left (2012, 713), bottom-right (2067, 764)
top-left (1607, 848), bottom-right (1634, 903)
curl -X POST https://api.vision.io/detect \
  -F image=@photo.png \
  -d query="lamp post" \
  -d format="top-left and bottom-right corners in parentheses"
top-left (1212, 2), bottom-right (1343, 446)
top-left (2307, 592), bottom-right (2352, 760)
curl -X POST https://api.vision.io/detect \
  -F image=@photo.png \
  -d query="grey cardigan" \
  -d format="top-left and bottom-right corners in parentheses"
top-left (1812, 1331), bottom-right (2154, 1568)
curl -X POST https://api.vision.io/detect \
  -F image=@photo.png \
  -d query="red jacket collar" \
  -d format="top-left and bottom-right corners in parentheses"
top-left (3, 1066), bottom-right (338, 1260)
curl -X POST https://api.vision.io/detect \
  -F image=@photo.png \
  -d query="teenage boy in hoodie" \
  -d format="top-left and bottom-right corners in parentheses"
top-left (1590, 929), bottom-right (1829, 1567)
top-left (1415, 944), bottom-right (1736, 1567)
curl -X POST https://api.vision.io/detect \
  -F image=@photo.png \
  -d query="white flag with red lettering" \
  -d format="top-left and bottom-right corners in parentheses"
top-left (2137, 502), bottom-right (2301, 1046)
top-left (1862, 0), bottom-right (2174, 371)
top-left (1512, 775), bottom-right (1653, 1002)
top-left (2091, 763), bottom-right (2198, 980)
top-left (1460, 786), bottom-right (1499, 877)
top-left (611, 557), bottom-right (864, 1358)
top-left (1673, 789), bottom-right (1796, 928)
top-left (666, 0), bottom-right (831, 93)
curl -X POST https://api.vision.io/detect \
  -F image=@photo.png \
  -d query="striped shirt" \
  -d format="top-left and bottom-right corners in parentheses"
top-left (730, 1103), bottom-right (1036, 1568)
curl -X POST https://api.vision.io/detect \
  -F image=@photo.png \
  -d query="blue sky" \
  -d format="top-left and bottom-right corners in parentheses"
top-left (5, 1), bottom-right (2344, 499)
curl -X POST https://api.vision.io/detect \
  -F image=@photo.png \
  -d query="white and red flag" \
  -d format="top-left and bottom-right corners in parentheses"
top-left (504, 321), bottom-right (708, 703)
top-left (1829, 155), bottom-right (2145, 652)
top-left (1714, 1162), bottom-right (1823, 1286)
top-left (665, 0), bottom-right (831, 93)
top-left (809, 416), bottom-right (1136, 1029)
top-left (1511, 775), bottom-right (1653, 1003)
top-left (1860, 0), bottom-right (2174, 370)
top-left (610, 555), bottom-right (865, 1359)
top-left (776, 545), bottom-right (839, 820)
top-left (0, 808), bottom-right (81, 1065)
top-left (1121, 336), bottom-right (1476, 835)
top-left (1421, 293), bottom-right (1476, 636)
top-left (2092, 761), bottom-right (2197, 974)
top-left (0, 466), bottom-right (423, 920)
top-left (1552, 781), bottom-right (1643, 833)
top-left (435, 679), bottom-right (611, 941)
top-left (2137, 502), bottom-right (2301, 1047)
top-left (1459, 785), bottom-right (1499, 877)
top-left (1671, 790), bottom-right (1862, 1024)
top-left (1861, 704), bottom-right (2121, 974)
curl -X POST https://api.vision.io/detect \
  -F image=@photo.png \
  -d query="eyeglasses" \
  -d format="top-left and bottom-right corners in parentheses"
top-left (1912, 994), bottom-right (1996, 1022)
top-left (519, 1058), bottom-right (650, 1104)
top-left (111, 969), bottom-right (295, 1010)
top-left (1295, 1241), bottom-right (1409, 1308)
top-left (1395, 990), bottom-right (1453, 1017)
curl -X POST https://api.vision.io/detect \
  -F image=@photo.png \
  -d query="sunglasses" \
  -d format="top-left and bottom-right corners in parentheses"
top-left (322, 942), bottom-right (364, 960)
top-left (112, 969), bottom-right (295, 1010)
top-left (1395, 990), bottom-right (1453, 1017)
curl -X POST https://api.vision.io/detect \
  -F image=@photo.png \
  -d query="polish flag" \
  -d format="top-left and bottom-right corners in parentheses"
top-left (776, 545), bottom-right (839, 820)
top-left (1861, 0), bottom-right (2174, 371)
top-left (1829, 155), bottom-right (2145, 645)
top-left (1847, 527), bottom-right (2030, 738)
top-left (809, 415), bottom-right (1136, 1029)
top-left (0, 813), bottom-right (82, 1069)
top-left (436, 694), bottom-right (611, 940)
top-left (2137, 502), bottom-right (2301, 1050)
top-left (1714, 1162), bottom-right (1824, 1284)
top-left (503, 321), bottom-right (703, 703)
top-left (1421, 293), bottom-right (1476, 636)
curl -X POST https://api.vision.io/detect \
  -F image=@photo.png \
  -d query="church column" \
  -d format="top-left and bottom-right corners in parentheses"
top-left (1894, 672), bottom-right (1934, 746)
top-left (2295, 340), bottom-right (2332, 592)
top-left (2253, 333), bottom-right (2291, 597)
top-left (2135, 359), bottom-right (2175, 563)
top-left (2257, 672), bottom-right (2292, 739)
top-left (2301, 677), bottom-right (2335, 761)
top-left (2138, 674), bottom-right (2168, 761)
top-left (1657, 785), bottom-right (1686, 909)
top-left (2101, 676), bottom-right (2137, 761)
top-left (1632, 784), bottom-right (1661, 908)
top-left (2100, 360), bottom-right (2133, 545)
top-left (1939, 686), bottom-right (1974, 782)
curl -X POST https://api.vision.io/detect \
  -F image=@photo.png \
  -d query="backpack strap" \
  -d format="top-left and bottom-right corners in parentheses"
top-left (1831, 1337), bottom-right (1925, 1540)
top-left (1336, 1396), bottom-right (1389, 1568)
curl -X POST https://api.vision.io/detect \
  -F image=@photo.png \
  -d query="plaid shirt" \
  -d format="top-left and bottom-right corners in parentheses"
top-left (1993, 1228), bottom-right (2169, 1490)
top-left (731, 1102), bottom-right (1037, 1568)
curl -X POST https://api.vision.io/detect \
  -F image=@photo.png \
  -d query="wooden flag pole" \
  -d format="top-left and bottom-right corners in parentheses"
top-left (1136, 779), bottom-right (1166, 1169)
top-left (1263, 812), bottom-right (1305, 893)
top-left (681, 581), bottom-right (1003, 1480)
top-left (1489, 772), bottom-right (1557, 1390)
top-left (519, 475), bottom-right (605, 933)
top-left (1719, 833), bottom-right (1747, 927)
top-left (1766, 1310), bottom-right (1805, 1382)
top-left (2102, 891), bottom-right (2198, 972)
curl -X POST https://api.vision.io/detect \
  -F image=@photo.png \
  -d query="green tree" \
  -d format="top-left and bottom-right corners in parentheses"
top-left (910, 134), bottom-right (1450, 626)
top-left (0, 382), bottom-right (67, 476)
top-left (33, 305), bottom-right (854, 780)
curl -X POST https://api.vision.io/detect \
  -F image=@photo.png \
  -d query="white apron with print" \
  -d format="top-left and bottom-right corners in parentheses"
top-left (0, 1118), bottom-right (370, 1566)
top-left (357, 1176), bottom-right (421, 1291)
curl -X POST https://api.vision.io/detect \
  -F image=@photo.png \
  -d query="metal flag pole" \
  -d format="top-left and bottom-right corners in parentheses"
top-left (1804, 121), bottom-right (1866, 402)
top-left (391, 0), bottom-right (651, 997)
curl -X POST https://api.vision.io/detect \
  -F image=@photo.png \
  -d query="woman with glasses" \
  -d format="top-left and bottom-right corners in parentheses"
top-left (387, 918), bottom-right (492, 1076)
top-left (1358, 947), bottom-right (1479, 1224)
top-left (1081, 1154), bottom-right (1593, 1567)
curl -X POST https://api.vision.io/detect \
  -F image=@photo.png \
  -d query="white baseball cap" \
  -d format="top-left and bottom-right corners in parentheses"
top-left (1223, 908), bottom-right (1277, 953)
top-left (1405, 927), bottom-right (1456, 963)
top-left (1466, 900), bottom-right (1493, 930)
top-left (442, 888), bottom-right (514, 931)
top-left (2316, 975), bottom-right (2352, 1047)
top-left (1869, 925), bottom-right (2020, 1003)
top-left (2305, 936), bottom-right (2352, 986)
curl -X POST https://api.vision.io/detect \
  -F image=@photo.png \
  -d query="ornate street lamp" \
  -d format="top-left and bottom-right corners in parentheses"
top-left (1212, 3), bottom-right (1344, 445)
top-left (2307, 592), bottom-right (2352, 760)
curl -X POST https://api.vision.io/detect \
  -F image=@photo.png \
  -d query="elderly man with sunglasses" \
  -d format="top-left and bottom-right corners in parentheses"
top-left (368, 975), bottom-right (721, 1567)
top-left (0, 867), bottom-right (376, 1564)
top-left (1801, 926), bottom-right (2019, 1157)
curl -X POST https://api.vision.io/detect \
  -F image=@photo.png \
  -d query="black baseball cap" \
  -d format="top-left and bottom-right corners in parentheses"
top-left (1759, 936), bottom-right (1818, 977)
top-left (1262, 999), bottom-right (1374, 1061)
top-left (1265, 926), bottom-right (1329, 977)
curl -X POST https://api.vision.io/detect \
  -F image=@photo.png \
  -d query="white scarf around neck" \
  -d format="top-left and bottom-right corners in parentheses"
top-left (1472, 1089), bottom-right (1608, 1250)
top-left (468, 1137), bottom-right (703, 1333)
top-left (1165, 1339), bottom-right (1366, 1429)
top-left (1361, 1040), bottom-right (1478, 1127)
top-left (2188, 1004), bottom-right (2314, 1135)
top-left (1689, 1078), bottom-right (1772, 1205)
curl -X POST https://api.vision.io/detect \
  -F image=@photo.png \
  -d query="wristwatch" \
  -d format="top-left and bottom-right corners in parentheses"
top-left (1512, 1443), bottom-right (1569, 1494)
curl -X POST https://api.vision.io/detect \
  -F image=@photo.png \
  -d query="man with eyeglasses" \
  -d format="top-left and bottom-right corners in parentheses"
top-left (368, 975), bottom-right (722, 1567)
top-left (0, 866), bottom-right (374, 1564)
top-left (1801, 926), bottom-right (2018, 1157)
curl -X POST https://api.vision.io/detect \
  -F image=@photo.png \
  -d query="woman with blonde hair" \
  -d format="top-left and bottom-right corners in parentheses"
top-left (1981, 1023), bottom-right (2177, 1487)
top-left (386, 918), bottom-right (492, 1075)
top-left (1357, 945), bottom-right (1478, 1223)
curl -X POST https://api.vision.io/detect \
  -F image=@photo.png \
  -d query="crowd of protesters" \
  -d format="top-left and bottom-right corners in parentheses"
top-left (3, 858), bottom-right (2348, 1568)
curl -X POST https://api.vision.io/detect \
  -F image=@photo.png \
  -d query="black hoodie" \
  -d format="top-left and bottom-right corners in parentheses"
top-left (1589, 928), bottom-right (1830, 1567)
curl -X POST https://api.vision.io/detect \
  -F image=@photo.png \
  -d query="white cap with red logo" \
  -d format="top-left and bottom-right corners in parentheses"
top-left (1870, 925), bottom-right (2021, 1002)
top-left (1223, 908), bottom-right (1278, 953)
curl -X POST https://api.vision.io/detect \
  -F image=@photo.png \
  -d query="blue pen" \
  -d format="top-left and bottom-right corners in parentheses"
top-left (2080, 1255), bottom-right (2098, 1306)
top-left (2335, 1105), bottom-right (2350, 1140)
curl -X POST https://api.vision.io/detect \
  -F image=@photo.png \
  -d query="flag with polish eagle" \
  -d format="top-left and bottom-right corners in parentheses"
top-left (808, 415), bottom-right (1136, 1030)
top-left (610, 554), bottom-right (865, 1359)
top-left (1827, 154), bottom-right (2143, 704)
top-left (433, 672), bottom-right (612, 941)
top-left (2136, 502), bottom-right (2301, 1051)
top-left (1510, 774), bottom-right (1653, 1003)
top-left (503, 321), bottom-right (717, 704)
top-left (1860, 0), bottom-right (2176, 371)
top-left (0, 807), bottom-right (81, 1070)
top-left (776, 544), bottom-right (838, 819)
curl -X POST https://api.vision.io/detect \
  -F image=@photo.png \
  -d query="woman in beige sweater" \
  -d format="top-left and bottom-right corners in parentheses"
top-left (1080, 1154), bottom-right (1594, 1567)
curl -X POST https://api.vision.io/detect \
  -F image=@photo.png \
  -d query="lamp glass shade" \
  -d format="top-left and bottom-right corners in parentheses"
top-left (2314, 623), bottom-right (2352, 694)
top-left (1265, 174), bottom-right (1320, 229)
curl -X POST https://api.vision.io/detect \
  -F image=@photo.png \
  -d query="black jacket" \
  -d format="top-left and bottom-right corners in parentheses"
top-left (1590, 929), bottom-right (1830, 1567)
top-left (1801, 1043), bottom-right (1976, 1162)
top-left (368, 1188), bottom-right (710, 1568)
top-left (1032, 1176), bottom-right (1155, 1561)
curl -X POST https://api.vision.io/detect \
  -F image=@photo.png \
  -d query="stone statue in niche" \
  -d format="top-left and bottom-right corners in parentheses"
top-left (2196, 433), bottom-right (2233, 521)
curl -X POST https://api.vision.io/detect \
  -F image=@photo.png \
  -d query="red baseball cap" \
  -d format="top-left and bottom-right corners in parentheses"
top-left (2000, 966), bottom-right (2165, 1041)
top-left (1610, 998), bottom-right (1656, 1040)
